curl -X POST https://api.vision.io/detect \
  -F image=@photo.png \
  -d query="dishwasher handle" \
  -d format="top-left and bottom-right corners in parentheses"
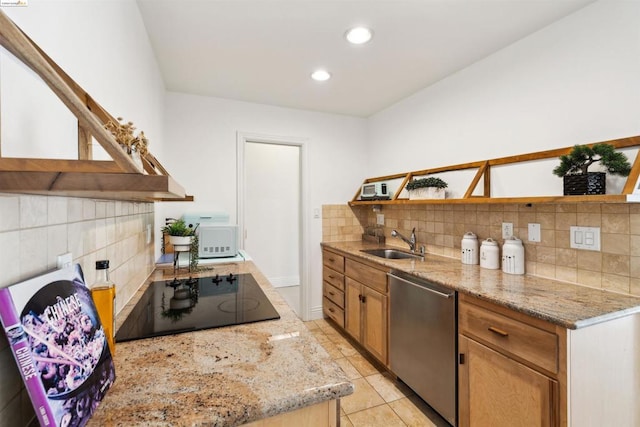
top-left (388, 273), bottom-right (454, 299)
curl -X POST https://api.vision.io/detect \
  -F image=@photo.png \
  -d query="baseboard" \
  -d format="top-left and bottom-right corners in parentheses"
top-left (269, 276), bottom-right (300, 288)
top-left (309, 305), bottom-right (323, 320)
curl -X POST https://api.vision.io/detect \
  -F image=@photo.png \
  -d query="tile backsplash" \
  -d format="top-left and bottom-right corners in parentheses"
top-left (323, 202), bottom-right (640, 298)
top-left (0, 193), bottom-right (155, 426)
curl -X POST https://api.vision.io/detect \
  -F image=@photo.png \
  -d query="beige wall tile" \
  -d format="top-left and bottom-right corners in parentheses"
top-left (339, 202), bottom-right (639, 297)
top-left (601, 233), bottom-right (630, 256)
top-left (602, 273), bottom-right (630, 294)
top-left (602, 214), bottom-right (630, 234)
top-left (555, 212), bottom-right (577, 231)
top-left (577, 269), bottom-right (602, 288)
top-left (556, 248), bottom-right (577, 268)
top-left (602, 253), bottom-right (630, 276)
top-left (577, 250), bottom-right (602, 272)
top-left (556, 266), bottom-right (577, 283)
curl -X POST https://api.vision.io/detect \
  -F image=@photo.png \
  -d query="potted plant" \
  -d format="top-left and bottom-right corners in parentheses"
top-left (162, 219), bottom-right (196, 249)
top-left (553, 143), bottom-right (631, 195)
top-left (406, 176), bottom-right (448, 199)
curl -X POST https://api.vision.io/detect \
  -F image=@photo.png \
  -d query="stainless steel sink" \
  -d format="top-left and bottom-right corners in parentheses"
top-left (360, 248), bottom-right (424, 260)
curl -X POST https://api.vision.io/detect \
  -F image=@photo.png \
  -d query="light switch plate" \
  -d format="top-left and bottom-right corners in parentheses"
top-left (528, 223), bottom-right (541, 242)
top-left (570, 226), bottom-right (600, 251)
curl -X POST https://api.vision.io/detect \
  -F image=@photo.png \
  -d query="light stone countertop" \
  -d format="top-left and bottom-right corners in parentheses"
top-left (88, 261), bottom-right (353, 426)
top-left (322, 241), bottom-right (640, 329)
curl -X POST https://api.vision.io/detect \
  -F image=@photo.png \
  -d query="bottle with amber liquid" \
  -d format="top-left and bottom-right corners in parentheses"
top-left (92, 260), bottom-right (116, 356)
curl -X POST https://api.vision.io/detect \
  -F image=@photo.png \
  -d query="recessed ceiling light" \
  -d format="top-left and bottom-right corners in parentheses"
top-left (345, 27), bottom-right (373, 45)
top-left (311, 70), bottom-right (331, 82)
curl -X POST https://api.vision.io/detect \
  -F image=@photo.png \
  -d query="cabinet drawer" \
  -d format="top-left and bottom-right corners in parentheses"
top-left (322, 266), bottom-right (344, 291)
top-left (323, 297), bottom-right (344, 328)
top-left (323, 250), bottom-right (345, 272)
top-left (459, 301), bottom-right (558, 374)
top-left (323, 281), bottom-right (344, 308)
top-left (345, 259), bottom-right (387, 294)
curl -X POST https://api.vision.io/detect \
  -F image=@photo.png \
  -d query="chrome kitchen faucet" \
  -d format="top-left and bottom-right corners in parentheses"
top-left (391, 228), bottom-right (416, 252)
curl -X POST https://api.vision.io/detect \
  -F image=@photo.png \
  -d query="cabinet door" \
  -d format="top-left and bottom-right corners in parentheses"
top-left (459, 336), bottom-right (558, 427)
top-left (344, 278), bottom-right (362, 341)
top-left (361, 286), bottom-right (388, 364)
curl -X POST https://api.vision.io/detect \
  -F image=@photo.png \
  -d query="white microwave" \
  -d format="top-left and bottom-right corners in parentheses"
top-left (361, 181), bottom-right (390, 200)
top-left (198, 225), bottom-right (238, 258)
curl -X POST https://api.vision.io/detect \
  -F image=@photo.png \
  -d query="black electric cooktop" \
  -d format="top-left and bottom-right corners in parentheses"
top-left (115, 273), bottom-right (280, 343)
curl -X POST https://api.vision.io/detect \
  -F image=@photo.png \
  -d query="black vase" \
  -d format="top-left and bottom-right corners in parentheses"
top-left (563, 172), bottom-right (606, 195)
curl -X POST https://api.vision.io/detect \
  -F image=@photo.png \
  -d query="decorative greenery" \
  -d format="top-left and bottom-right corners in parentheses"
top-left (104, 116), bottom-right (149, 156)
top-left (553, 144), bottom-right (631, 177)
top-left (190, 234), bottom-right (199, 272)
top-left (162, 219), bottom-right (196, 236)
top-left (406, 176), bottom-right (448, 190)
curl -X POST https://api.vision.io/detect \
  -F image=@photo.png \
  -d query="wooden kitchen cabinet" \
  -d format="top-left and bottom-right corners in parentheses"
top-left (322, 248), bottom-right (390, 366)
top-left (344, 259), bottom-right (389, 365)
top-left (322, 249), bottom-right (345, 327)
top-left (459, 336), bottom-right (558, 426)
top-left (458, 294), bottom-right (561, 427)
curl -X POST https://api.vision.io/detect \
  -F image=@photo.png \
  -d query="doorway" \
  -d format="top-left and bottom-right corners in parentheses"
top-left (237, 132), bottom-right (308, 318)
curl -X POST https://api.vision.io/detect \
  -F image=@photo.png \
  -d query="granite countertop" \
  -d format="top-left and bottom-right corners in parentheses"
top-left (88, 261), bottom-right (353, 426)
top-left (322, 241), bottom-right (640, 330)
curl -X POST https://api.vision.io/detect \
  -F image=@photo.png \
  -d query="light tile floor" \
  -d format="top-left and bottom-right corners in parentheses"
top-left (305, 318), bottom-right (451, 427)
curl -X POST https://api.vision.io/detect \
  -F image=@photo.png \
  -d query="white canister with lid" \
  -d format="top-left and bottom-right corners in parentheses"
top-left (461, 232), bottom-right (479, 265)
top-left (502, 237), bottom-right (525, 275)
top-left (480, 238), bottom-right (500, 269)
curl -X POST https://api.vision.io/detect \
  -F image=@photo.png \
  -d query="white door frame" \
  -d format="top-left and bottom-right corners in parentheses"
top-left (236, 131), bottom-right (310, 320)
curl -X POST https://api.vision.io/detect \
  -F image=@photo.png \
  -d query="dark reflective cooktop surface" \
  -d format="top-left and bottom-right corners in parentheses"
top-left (115, 273), bottom-right (280, 343)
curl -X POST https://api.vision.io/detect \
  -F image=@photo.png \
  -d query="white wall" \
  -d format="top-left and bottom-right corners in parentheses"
top-left (3, 1), bottom-right (166, 161)
top-left (159, 92), bottom-right (367, 318)
top-left (0, 2), bottom-right (167, 425)
top-left (367, 0), bottom-right (640, 198)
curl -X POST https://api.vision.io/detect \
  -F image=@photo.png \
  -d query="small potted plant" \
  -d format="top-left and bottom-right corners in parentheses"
top-left (162, 219), bottom-right (196, 249)
top-left (406, 176), bottom-right (448, 199)
top-left (553, 143), bottom-right (631, 195)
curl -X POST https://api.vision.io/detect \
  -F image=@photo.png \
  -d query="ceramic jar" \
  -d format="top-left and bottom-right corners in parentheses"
top-left (502, 237), bottom-right (525, 275)
top-left (480, 238), bottom-right (500, 270)
top-left (461, 232), bottom-right (479, 265)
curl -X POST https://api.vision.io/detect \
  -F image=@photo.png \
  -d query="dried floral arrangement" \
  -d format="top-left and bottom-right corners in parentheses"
top-left (104, 117), bottom-right (149, 157)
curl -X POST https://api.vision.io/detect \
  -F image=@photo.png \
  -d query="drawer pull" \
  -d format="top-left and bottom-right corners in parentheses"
top-left (328, 275), bottom-right (335, 279)
top-left (328, 291), bottom-right (335, 296)
top-left (488, 326), bottom-right (509, 337)
top-left (329, 307), bottom-right (335, 313)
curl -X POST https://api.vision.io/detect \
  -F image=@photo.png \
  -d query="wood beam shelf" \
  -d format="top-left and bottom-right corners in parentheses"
top-left (0, 11), bottom-right (191, 202)
top-left (350, 135), bottom-right (640, 206)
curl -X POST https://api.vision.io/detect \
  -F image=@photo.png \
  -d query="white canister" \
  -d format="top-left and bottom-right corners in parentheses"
top-left (461, 232), bottom-right (479, 265)
top-left (502, 237), bottom-right (525, 275)
top-left (480, 238), bottom-right (500, 270)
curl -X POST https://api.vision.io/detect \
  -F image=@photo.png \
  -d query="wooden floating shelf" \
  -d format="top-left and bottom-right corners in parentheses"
top-left (350, 194), bottom-right (634, 206)
top-left (0, 11), bottom-right (192, 202)
top-left (350, 135), bottom-right (640, 207)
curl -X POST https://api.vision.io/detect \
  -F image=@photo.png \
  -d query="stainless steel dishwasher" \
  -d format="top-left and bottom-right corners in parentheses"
top-left (389, 271), bottom-right (457, 427)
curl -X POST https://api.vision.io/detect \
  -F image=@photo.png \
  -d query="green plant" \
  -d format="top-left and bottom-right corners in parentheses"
top-left (406, 176), bottom-right (448, 190)
top-left (553, 143), bottom-right (631, 177)
top-left (189, 234), bottom-right (199, 272)
top-left (162, 219), bottom-right (196, 236)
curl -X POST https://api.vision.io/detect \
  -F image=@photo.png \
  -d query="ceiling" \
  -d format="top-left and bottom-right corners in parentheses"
top-left (136, 0), bottom-right (594, 118)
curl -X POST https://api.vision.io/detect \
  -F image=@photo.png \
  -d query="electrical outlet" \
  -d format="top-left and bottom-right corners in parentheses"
top-left (57, 252), bottom-right (73, 269)
top-left (502, 222), bottom-right (513, 239)
top-left (376, 214), bottom-right (385, 225)
top-left (528, 223), bottom-right (541, 242)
